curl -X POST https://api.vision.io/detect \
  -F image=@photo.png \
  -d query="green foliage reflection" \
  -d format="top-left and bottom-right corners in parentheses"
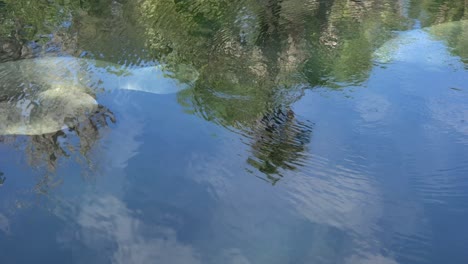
top-left (0, 0), bottom-right (466, 182)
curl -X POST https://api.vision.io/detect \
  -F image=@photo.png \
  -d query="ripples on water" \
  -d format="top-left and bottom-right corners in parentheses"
top-left (0, 0), bottom-right (468, 263)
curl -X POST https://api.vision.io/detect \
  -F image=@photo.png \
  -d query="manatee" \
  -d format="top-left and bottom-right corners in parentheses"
top-left (0, 56), bottom-right (199, 136)
top-left (373, 20), bottom-right (468, 64)
top-left (0, 85), bottom-right (98, 135)
top-left (0, 56), bottom-right (199, 95)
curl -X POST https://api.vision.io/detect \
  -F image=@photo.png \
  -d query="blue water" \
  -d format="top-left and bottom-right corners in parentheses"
top-left (1, 1), bottom-right (468, 263)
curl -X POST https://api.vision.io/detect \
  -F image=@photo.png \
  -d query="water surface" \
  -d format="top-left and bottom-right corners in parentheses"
top-left (0, 0), bottom-right (467, 263)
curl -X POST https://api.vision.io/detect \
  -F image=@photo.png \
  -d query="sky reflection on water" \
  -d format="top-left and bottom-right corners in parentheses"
top-left (0, 0), bottom-right (467, 263)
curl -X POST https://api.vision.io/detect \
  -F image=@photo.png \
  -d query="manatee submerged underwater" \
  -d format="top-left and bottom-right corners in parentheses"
top-left (0, 56), bottom-right (199, 136)
top-left (373, 20), bottom-right (468, 64)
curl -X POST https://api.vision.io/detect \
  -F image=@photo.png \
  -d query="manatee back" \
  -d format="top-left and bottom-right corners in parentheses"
top-left (0, 56), bottom-right (199, 96)
top-left (0, 57), bottom-right (89, 98)
top-left (0, 85), bottom-right (98, 136)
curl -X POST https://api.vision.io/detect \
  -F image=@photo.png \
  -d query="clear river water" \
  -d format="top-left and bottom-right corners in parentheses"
top-left (0, 0), bottom-right (467, 263)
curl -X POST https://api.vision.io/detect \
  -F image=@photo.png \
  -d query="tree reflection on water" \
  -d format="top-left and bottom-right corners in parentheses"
top-left (247, 107), bottom-right (313, 184)
top-left (0, 0), bottom-right (466, 185)
top-left (0, 103), bottom-right (115, 193)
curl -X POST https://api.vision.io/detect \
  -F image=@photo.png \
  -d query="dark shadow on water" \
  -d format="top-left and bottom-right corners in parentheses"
top-left (0, 171), bottom-right (5, 186)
